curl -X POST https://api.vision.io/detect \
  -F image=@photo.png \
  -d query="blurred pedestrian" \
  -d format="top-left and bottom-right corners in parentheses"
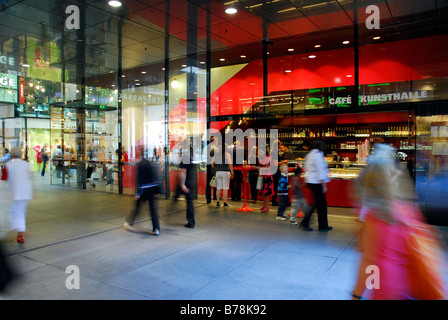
top-left (300, 140), bottom-right (332, 231)
top-left (352, 143), bottom-right (446, 300)
top-left (289, 165), bottom-right (309, 225)
top-left (5, 147), bottom-right (33, 243)
top-left (258, 147), bottom-right (274, 213)
top-left (0, 179), bottom-right (14, 296)
top-left (177, 143), bottom-right (196, 228)
top-left (40, 146), bottom-right (49, 176)
top-left (206, 137), bottom-right (218, 203)
top-left (0, 148), bottom-right (11, 181)
top-left (124, 146), bottom-right (160, 236)
top-left (248, 146), bottom-right (259, 203)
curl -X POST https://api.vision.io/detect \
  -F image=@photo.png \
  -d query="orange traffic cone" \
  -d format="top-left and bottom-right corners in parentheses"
top-left (297, 209), bottom-right (305, 218)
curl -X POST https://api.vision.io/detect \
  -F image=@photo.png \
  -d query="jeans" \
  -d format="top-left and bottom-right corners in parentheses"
top-left (41, 160), bottom-right (47, 176)
top-left (276, 194), bottom-right (289, 217)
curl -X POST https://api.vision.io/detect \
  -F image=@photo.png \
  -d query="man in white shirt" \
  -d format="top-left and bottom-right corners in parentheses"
top-left (300, 140), bottom-right (332, 231)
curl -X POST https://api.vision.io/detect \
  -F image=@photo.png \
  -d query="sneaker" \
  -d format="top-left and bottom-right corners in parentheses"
top-left (149, 229), bottom-right (160, 236)
top-left (276, 216), bottom-right (286, 221)
top-left (289, 220), bottom-right (298, 225)
top-left (216, 202), bottom-right (220, 207)
top-left (124, 222), bottom-right (134, 231)
top-left (223, 203), bottom-right (230, 208)
top-left (184, 223), bottom-right (195, 229)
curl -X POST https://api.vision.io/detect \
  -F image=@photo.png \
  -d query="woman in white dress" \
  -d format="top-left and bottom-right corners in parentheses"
top-left (6, 147), bottom-right (33, 243)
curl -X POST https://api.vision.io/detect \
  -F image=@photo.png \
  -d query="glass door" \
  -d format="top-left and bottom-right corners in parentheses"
top-left (415, 114), bottom-right (448, 225)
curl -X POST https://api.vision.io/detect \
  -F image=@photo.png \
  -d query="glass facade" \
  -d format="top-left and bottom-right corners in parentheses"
top-left (0, 1), bottom-right (447, 222)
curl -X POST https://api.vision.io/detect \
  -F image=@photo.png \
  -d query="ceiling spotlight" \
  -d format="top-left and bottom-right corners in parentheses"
top-left (373, 36), bottom-right (381, 40)
top-left (225, 7), bottom-right (237, 14)
top-left (314, 44), bottom-right (321, 48)
top-left (141, 71), bottom-right (146, 74)
top-left (108, 1), bottom-right (122, 7)
top-left (308, 55), bottom-right (316, 58)
top-left (285, 70), bottom-right (292, 73)
top-left (240, 55), bottom-right (246, 58)
top-left (288, 48), bottom-right (294, 52)
top-left (342, 40), bottom-right (350, 44)
top-left (220, 58), bottom-right (225, 61)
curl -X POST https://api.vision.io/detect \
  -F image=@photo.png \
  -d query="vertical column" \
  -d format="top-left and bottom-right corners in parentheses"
top-left (75, 1), bottom-right (86, 189)
top-left (186, 0), bottom-right (198, 199)
top-left (205, 0), bottom-right (212, 203)
top-left (353, 0), bottom-right (359, 110)
top-left (117, 17), bottom-right (123, 194)
top-left (164, 0), bottom-right (171, 199)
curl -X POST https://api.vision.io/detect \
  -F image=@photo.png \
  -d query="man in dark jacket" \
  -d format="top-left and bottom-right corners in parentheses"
top-left (124, 146), bottom-right (160, 235)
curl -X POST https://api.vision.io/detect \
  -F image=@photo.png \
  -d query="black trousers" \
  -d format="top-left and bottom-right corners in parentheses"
top-left (301, 183), bottom-right (329, 228)
top-left (127, 187), bottom-right (160, 231)
top-left (230, 170), bottom-right (242, 200)
top-left (175, 185), bottom-right (195, 226)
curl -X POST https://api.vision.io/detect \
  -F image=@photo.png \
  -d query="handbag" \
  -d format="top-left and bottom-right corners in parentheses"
top-left (256, 176), bottom-right (263, 190)
top-left (209, 176), bottom-right (216, 188)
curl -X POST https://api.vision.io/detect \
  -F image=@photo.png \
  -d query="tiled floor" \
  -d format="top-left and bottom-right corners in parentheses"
top-left (1, 172), bottom-right (447, 300)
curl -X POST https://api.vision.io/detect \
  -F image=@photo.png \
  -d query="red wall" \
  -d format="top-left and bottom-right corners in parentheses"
top-left (210, 35), bottom-right (448, 130)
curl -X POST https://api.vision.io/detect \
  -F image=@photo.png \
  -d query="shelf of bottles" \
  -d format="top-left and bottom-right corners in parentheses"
top-left (270, 124), bottom-right (415, 154)
top-left (275, 126), bottom-right (409, 139)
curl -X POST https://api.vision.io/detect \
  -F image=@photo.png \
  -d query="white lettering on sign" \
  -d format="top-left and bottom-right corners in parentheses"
top-left (0, 76), bottom-right (16, 88)
top-left (329, 91), bottom-right (429, 105)
top-left (0, 55), bottom-right (15, 66)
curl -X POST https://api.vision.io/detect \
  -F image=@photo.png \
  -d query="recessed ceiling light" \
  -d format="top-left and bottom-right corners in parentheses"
top-left (308, 55), bottom-right (316, 58)
top-left (108, 1), bottom-right (122, 7)
top-left (182, 64), bottom-right (187, 67)
top-left (200, 61), bottom-right (206, 64)
top-left (346, 74), bottom-right (353, 78)
top-left (342, 40), bottom-right (350, 44)
top-left (141, 71), bottom-right (146, 74)
top-left (285, 70), bottom-right (292, 73)
top-left (121, 74), bottom-right (125, 77)
top-left (240, 55), bottom-right (246, 58)
top-left (220, 58), bottom-right (225, 61)
top-left (373, 36), bottom-right (381, 40)
top-left (225, 7), bottom-right (237, 14)
top-left (288, 48), bottom-right (294, 52)
top-left (314, 44), bottom-right (321, 48)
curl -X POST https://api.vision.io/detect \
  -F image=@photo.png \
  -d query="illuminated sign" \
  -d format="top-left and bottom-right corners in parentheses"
top-left (0, 54), bottom-right (15, 66)
top-left (0, 73), bottom-right (18, 103)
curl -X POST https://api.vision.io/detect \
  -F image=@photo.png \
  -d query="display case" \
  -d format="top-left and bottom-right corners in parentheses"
top-left (49, 104), bottom-right (119, 192)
